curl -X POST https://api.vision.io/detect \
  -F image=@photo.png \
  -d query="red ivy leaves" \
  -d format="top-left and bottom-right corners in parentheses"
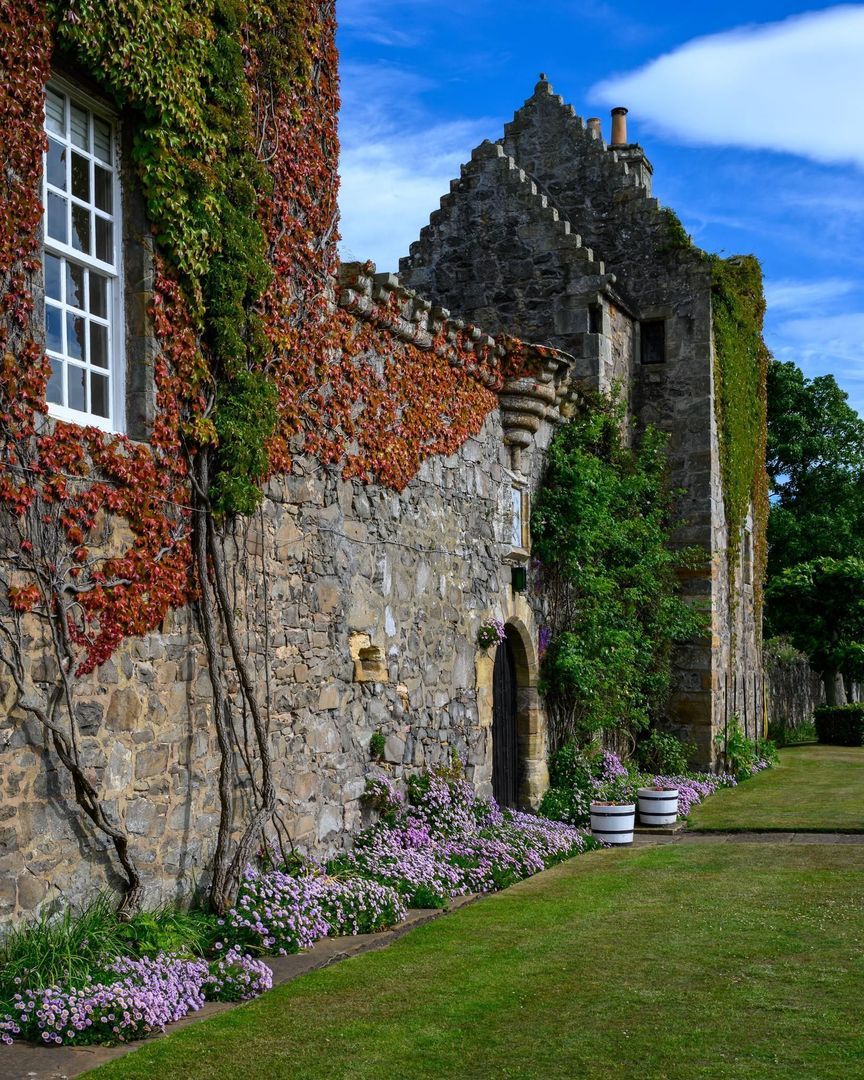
top-left (0, 0), bottom-right (530, 676)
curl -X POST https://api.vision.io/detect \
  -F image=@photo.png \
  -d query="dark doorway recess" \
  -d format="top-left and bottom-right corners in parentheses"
top-left (492, 631), bottom-right (519, 807)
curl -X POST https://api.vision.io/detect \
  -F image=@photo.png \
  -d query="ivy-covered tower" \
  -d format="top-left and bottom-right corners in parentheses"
top-left (401, 76), bottom-right (768, 764)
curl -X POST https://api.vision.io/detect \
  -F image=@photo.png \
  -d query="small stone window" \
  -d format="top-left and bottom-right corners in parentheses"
top-left (510, 485), bottom-right (529, 552)
top-left (43, 79), bottom-right (124, 432)
top-left (640, 319), bottom-right (666, 365)
top-left (588, 303), bottom-right (603, 335)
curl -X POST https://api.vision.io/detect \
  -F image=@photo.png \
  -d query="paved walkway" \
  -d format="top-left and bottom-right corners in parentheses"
top-left (633, 829), bottom-right (864, 846)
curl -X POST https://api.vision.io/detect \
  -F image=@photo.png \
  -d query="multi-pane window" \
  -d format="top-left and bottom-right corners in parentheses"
top-left (43, 81), bottom-right (122, 431)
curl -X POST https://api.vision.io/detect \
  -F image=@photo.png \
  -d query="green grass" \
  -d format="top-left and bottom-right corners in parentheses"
top-left (85, 843), bottom-right (864, 1080)
top-left (690, 744), bottom-right (864, 832)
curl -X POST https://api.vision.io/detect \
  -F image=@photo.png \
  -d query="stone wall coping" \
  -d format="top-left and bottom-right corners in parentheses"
top-left (337, 261), bottom-right (568, 385)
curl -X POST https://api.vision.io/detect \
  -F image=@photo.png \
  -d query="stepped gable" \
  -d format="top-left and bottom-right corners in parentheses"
top-left (500, 76), bottom-right (706, 301)
top-left (399, 139), bottom-right (615, 345)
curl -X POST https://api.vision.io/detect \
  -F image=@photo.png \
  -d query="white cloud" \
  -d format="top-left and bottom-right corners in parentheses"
top-left (591, 6), bottom-right (864, 169)
top-left (764, 277), bottom-right (856, 312)
top-left (338, 63), bottom-right (492, 272)
top-left (768, 311), bottom-right (864, 415)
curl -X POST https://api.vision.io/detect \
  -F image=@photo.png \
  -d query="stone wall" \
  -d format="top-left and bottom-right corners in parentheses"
top-left (765, 649), bottom-right (824, 736)
top-left (0, 282), bottom-right (559, 924)
top-left (401, 76), bottom-right (763, 765)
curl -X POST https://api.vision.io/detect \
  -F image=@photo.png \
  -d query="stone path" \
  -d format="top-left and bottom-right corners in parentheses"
top-left (633, 828), bottom-right (864, 846)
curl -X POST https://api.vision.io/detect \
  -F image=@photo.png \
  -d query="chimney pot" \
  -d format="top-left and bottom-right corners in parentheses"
top-left (611, 106), bottom-right (628, 146)
top-left (587, 117), bottom-right (602, 139)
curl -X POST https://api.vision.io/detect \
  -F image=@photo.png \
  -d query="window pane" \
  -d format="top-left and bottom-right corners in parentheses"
top-left (46, 191), bottom-right (68, 243)
top-left (95, 217), bottom-right (112, 263)
top-left (68, 365), bottom-right (86, 412)
top-left (511, 488), bottom-right (523, 548)
top-left (90, 372), bottom-right (109, 418)
top-left (90, 322), bottom-right (108, 369)
top-left (94, 165), bottom-right (112, 213)
top-left (45, 89), bottom-right (65, 136)
top-left (66, 312), bottom-right (86, 361)
top-left (46, 138), bottom-right (66, 190)
top-left (89, 273), bottom-right (108, 318)
top-left (47, 359), bottom-right (64, 405)
top-left (65, 262), bottom-right (86, 309)
top-left (45, 303), bottom-right (63, 353)
top-left (71, 152), bottom-right (90, 201)
top-left (70, 103), bottom-right (89, 150)
top-left (44, 253), bottom-right (62, 301)
top-left (93, 116), bottom-right (111, 162)
top-left (72, 204), bottom-right (91, 254)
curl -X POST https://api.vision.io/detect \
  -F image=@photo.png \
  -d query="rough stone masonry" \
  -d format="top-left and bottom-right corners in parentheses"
top-left (0, 77), bottom-right (763, 922)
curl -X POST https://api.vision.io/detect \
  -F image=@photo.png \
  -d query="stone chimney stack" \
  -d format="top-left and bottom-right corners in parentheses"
top-left (587, 117), bottom-right (602, 139)
top-left (611, 107), bottom-right (628, 146)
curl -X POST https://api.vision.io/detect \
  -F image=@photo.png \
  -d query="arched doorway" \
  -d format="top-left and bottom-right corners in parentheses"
top-left (492, 630), bottom-right (519, 806)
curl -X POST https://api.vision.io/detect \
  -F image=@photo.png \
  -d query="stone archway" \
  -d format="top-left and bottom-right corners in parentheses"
top-left (489, 619), bottom-right (548, 808)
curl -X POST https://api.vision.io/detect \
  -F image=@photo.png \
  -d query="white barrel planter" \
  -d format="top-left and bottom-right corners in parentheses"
top-left (637, 787), bottom-right (679, 826)
top-left (590, 802), bottom-right (636, 845)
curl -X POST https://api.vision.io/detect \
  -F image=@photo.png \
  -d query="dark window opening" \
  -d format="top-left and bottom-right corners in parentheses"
top-left (588, 304), bottom-right (602, 335)
top-left (641, 319), bottom-right (666, 364)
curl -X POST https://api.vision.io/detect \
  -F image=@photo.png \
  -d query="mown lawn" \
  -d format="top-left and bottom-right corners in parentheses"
top-left (86, 842), bottom-right (864, 1080)
top-left (689, 745), bottom-right (864, 832)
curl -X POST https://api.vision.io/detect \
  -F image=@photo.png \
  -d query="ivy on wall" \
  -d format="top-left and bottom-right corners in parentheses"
top-left (0, 0), bottom-right (533, 910)
top-left (710, 254), bottom-right (770, 611)
top-left (532, 394), bottom-right (706, 749)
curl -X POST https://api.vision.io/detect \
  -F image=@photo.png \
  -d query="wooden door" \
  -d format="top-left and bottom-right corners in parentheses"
top-left (492, 634), bottom-right (518, 807)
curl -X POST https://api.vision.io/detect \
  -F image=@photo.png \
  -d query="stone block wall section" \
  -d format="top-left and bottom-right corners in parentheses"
top-left (0, 278), bottom-right (559, 924)
top-left (400, 75), bottom-right (762, 765)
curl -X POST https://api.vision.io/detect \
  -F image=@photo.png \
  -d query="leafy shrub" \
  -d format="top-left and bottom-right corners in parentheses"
top-left (814, 704), bottom-right (864, 746)
top-left (635, 730), bottom-right (695, 776)
top-left (715, 716), bottom-right (769, 779)
top-left (768, 718), bottom-right (817, 747)
top-left (532, 398), bottom-right (706, 745)
top-left (539, 745), bottom-right (639, 823)
top-left (369, 730), bottom-right (386, 760)
top-left (117, 907), bottom-right (219, 959)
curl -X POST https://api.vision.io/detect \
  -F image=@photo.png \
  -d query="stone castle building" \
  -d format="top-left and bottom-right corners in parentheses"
top-left (401, 76), bottom-right (763, 764)
top-left (0, 64), bottom-right (763, 921)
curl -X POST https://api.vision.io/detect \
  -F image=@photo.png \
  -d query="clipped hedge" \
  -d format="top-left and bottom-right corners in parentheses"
top-left (814, 704), bottom-right (864, 747)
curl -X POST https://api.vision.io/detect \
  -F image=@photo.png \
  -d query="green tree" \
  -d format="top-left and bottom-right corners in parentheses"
top-left (765, 360), bottom-right (864, 700)
top-left (767, 360), bottom-right (864, 572)
top-left (532, 396), bottom-right (705, 748)
top-left (766, 558), bottom-right (864, 704)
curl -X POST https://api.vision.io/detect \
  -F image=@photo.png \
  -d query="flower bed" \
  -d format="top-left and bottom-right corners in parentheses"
top-left (2, 763), bottom-right (596, 1049)
top-left (0, 952), bottom-right (271, 1047)
top-left (540, 741), bottom-right (778, 828)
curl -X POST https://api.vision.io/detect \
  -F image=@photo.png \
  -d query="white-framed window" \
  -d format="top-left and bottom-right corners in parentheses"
top-left (43, 78), bottom-right (124, 432)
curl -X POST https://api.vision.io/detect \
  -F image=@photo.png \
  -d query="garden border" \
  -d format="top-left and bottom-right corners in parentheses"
top-left (1, 895), bottom-right (479, 1080)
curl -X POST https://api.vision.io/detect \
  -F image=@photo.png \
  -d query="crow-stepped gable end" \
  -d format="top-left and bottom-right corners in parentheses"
top-left (401, 76), bottom-right (765, 766)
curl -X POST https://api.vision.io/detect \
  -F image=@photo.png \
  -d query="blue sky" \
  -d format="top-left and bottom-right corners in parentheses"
top-left (336, 2), bottom-right (864, 416)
